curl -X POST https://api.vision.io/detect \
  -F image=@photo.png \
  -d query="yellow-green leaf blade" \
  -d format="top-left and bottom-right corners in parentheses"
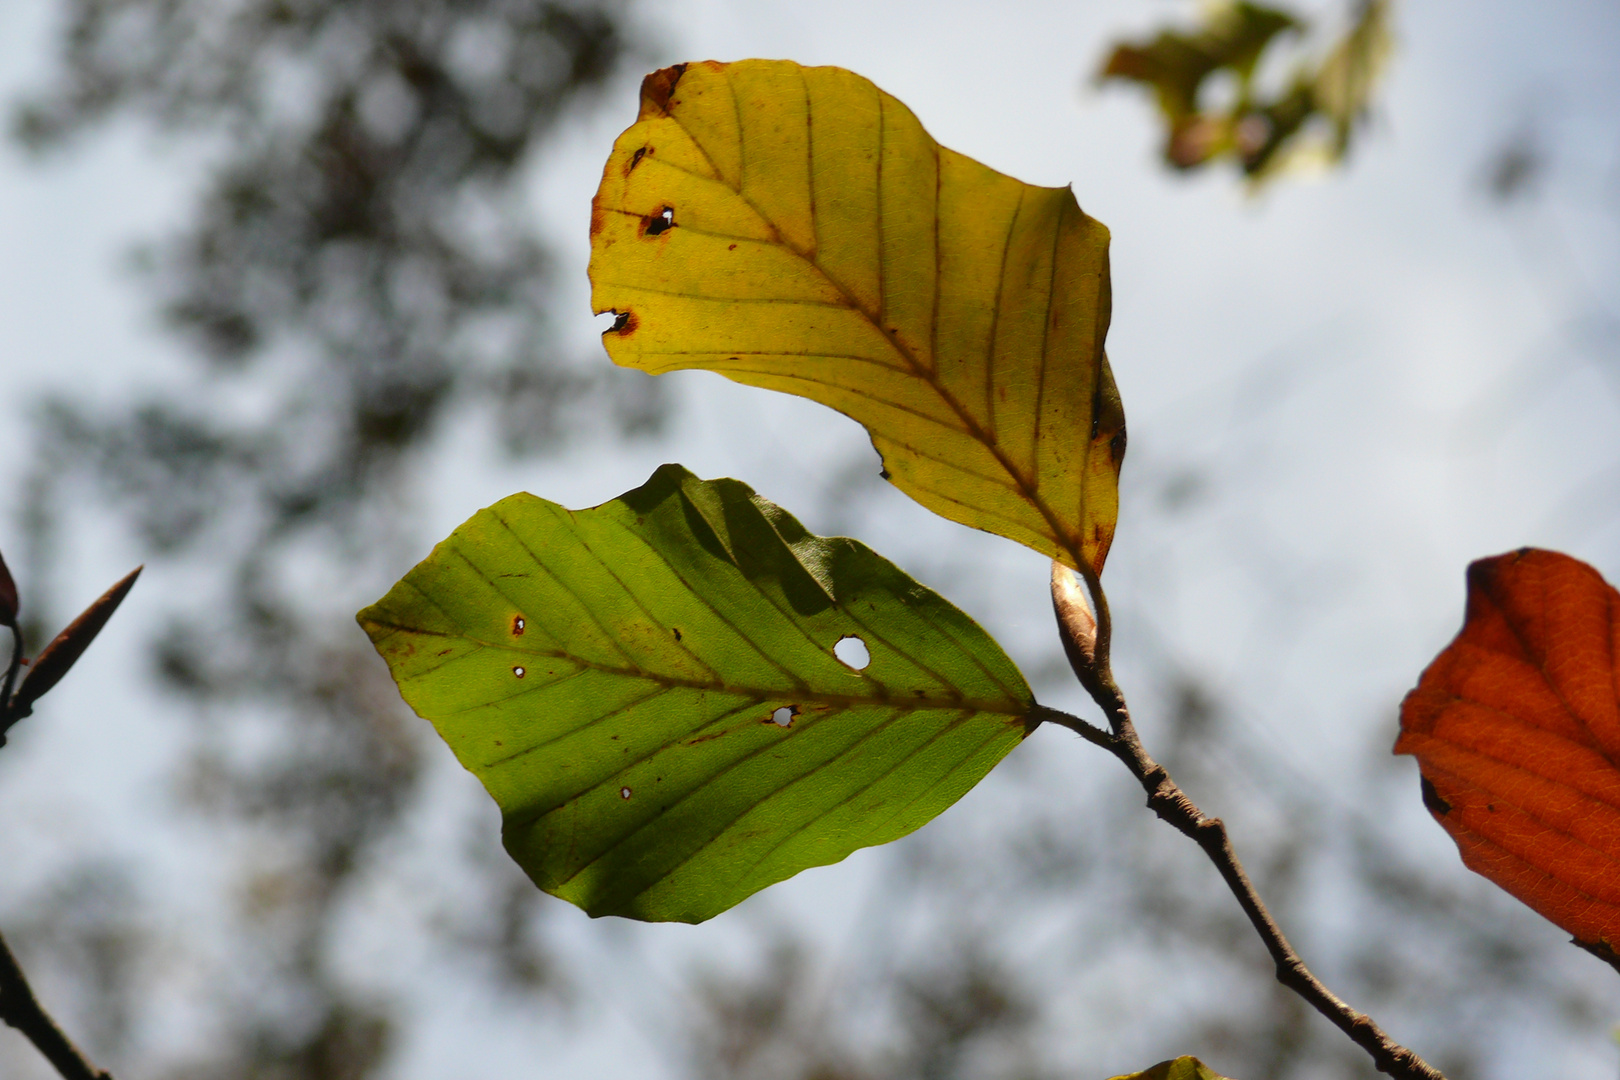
top-left (1107, 1057), bottom-right (1238, 1080)
top-left (358, 465), bottom-right (1034, 923)
top-left (589, 60), bottom-right (1125, 575)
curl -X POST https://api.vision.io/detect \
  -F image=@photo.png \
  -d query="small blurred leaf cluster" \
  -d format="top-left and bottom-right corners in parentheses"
top-left (1098, 0), bottom-right (1391, 183)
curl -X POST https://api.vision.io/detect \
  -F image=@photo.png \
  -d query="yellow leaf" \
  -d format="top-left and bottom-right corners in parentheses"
top-left (589, 60), bottom-right (1125, 576)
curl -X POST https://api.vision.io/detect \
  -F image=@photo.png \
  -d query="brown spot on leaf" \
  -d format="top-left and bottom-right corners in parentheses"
top-left (639, 64), bottom-right (687, 117)
top-left (612, 311), bottom-right (637, 336)
top-left (512, 615), bottom-right (525, 636)
top-left (1110, 428), bottom-right (1128, 466)
top-left (728, 243), bottom-right (737, 251)
top-left (672, 627), bottom-right (682, 641)
top-left (1420, 776), bottom-right (1451, 817)
top-left (628, 145), bottom-right (649, 173)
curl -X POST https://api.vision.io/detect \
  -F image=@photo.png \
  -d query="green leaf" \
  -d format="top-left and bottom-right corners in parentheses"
top-left (358, 465), bottom-right (1034, 923)
top-left (1107, 1057), bottom-right (1237, 1080)
top-left (589, 60), bottom-right (1125, 578)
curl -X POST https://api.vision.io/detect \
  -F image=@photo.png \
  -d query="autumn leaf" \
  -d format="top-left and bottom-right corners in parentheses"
top-left (588, 60), bottom-right (1125, 577)
top-left (358, 465), bottom-right (1033, 923)
top-left (1396, 548), bottom-right (1620, 962)
top-left (1107, 1057), bottom-right (1236, 1080)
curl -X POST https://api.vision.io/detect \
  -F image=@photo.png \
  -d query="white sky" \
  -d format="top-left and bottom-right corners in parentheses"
top-left (1, 0), bottom-right (1619, 1077)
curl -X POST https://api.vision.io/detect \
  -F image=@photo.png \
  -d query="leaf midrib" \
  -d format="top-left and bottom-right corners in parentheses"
top-left (363, 617), bottom-right (1026, 717)
top-left (657, 82), bottom-right (1088, 568)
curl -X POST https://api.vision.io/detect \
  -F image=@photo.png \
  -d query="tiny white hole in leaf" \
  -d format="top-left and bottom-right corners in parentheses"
top-left (771, 706), bottom-right (795, 727)
top-left (620, 786), bottom-right (632, 799)
top-left (513, 666), bottom-right (526, 678)
top-left (834, 635), bottom-right (870, 670)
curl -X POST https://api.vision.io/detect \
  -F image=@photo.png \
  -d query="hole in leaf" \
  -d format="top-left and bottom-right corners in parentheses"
top-left (644, 206), bottom-right (674, 236)
top-left (610, 310), bottom-right (637, 335)
top-left (512, 666), bottom-right (526, 679)
top-left (620, 786), bottom-right (633, 800)
top-left (834, 635), bottom-right (870, 670)
top-left (770, 706), bottom-right (796, 728)
top-left (512, 616), bottom-right (525, 635)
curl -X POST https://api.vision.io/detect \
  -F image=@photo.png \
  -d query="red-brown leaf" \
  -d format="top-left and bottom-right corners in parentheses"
top-left (1396, 548), bottom-right (1620, 954)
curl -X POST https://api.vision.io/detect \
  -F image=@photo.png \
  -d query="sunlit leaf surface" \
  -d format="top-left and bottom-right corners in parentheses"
top-left (589, 60), bottom-right (1124, 576)
top-left (359, 465), bottom-right (1033, 922)
top-left (1397, 548), bottom-right (1620, 957)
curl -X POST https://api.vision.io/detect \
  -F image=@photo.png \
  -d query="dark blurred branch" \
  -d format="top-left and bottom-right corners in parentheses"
top-left (1039, 561), bottom-right (1446, 1080)
top-left (0, 929), bottom-right (114, 1080)
top-left (1, 621), bottom-right (22, 735)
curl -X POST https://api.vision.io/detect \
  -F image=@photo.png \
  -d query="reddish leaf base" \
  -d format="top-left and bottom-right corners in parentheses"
top-left (1397, 548), bottom-right (1620, 954)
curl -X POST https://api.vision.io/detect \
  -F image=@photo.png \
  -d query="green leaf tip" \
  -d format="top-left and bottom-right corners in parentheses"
top-left (1106, 1057), bottom-right (1237, 1080)
top-left (358, 464), bottom-right (1034, 923)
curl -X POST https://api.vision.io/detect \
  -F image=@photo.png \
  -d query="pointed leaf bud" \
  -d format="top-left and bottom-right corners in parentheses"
top-left (1051, 560), bottom-right (1110, 704)
top-left (8, 566), bottom-right (141, 721)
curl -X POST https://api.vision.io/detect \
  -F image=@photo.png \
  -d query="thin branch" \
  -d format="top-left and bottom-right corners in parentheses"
top-left (1046, 561), bottom-right (1447, 1080)
top-left (0, 929), bottom-right (114, 1080)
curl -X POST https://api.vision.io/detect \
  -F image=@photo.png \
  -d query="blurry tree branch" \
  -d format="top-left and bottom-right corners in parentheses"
top-left (0, 930), bottom-right (113, 1080)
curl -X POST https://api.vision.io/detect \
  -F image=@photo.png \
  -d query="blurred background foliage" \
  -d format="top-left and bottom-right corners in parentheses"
top-left (0, 1), bottom-right (1616, 1078)
top-left (6, 0), bottom-right (653, 1075)
top-left (1098, 0), bottom-right (1391, 183)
